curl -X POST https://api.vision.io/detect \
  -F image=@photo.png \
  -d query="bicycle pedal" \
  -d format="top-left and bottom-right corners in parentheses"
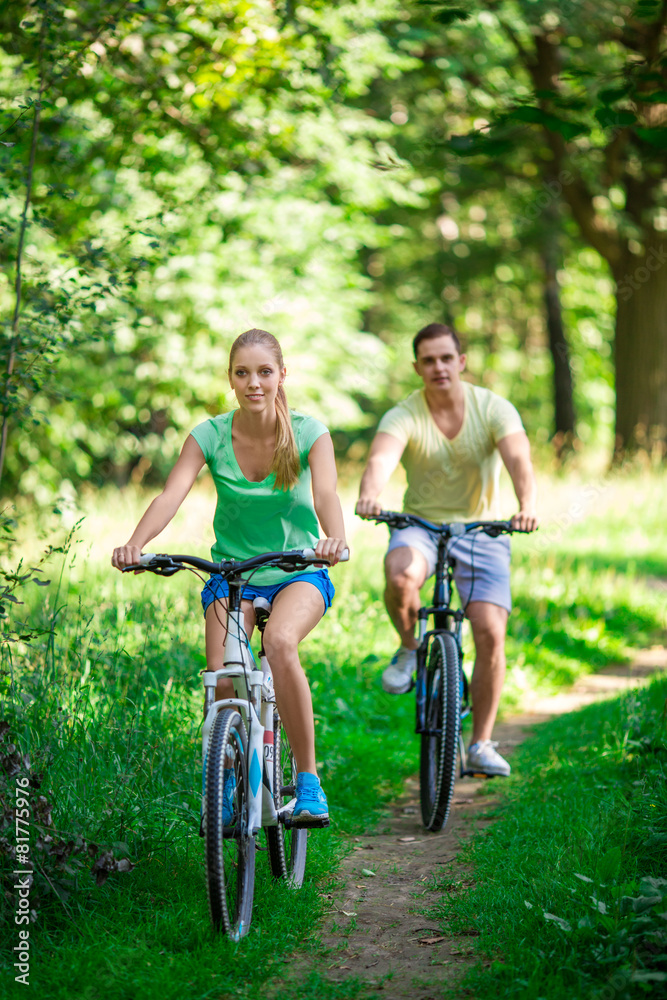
top-left (463, 769), bottom-right (491, 780)
top-left (287, 815), bottom-right (330, 830)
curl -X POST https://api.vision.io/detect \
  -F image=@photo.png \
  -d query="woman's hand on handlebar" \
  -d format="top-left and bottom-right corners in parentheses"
top-left (315, 537), bottom-right (349, 566)
top-left (111, 543), bottom-right (144, 571)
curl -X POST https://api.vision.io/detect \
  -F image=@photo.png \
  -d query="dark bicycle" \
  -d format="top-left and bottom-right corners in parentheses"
top-left (363, 511), bottom-right (522, 832)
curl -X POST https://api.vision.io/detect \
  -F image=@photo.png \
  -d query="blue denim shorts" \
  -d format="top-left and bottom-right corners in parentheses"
top-left (201, 569), bottom-right (335, 616)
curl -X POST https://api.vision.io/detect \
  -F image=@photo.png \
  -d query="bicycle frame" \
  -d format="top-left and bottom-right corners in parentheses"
top-left (201, 579), bottom-right (286, 836)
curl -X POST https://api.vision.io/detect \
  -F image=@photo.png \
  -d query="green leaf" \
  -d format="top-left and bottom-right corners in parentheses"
top-left (543, 912), bottom-right (572, 932)
top-left (639, 91), bottom-right (667, 104)
top-left (635, 127), bottom-right (667, 148)
top-left (599, 85), bottom-right (633, 105)
top-left (433, 9), bottom-right (472, 23)
top-left (620, 894), bottom-right (663, 914)
top-left (596, 846), bottom-right (622, 880)
top-left (508, 106), bottom-right (588, 140)
top-left (448, 131), bottom-right (514, 157)
top-left (595, 108), bottom-right (637, 128)
top-left (635, 0), bottom-right (662, 19)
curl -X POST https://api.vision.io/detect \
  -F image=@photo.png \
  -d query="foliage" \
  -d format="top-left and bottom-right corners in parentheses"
top-left (432, 674), bottom-right (667, 999)
top-left (393, 0), bottom-right (667, 454)
top-left (3, 1), bottom-right (665, 502)
top-left (1, 0), bottom-right (419, 497)
top-left (0, 720), bottom-right (134, 916)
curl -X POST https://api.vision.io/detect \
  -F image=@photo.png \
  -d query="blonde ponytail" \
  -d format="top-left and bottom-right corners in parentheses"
top-left (229, 329), bottom-right (300, 491)
top-left (273, 382), bottom-right (300, 491)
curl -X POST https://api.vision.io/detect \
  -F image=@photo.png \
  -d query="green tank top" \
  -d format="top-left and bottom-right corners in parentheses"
top-left (190, 410), bottom-right (328, 584)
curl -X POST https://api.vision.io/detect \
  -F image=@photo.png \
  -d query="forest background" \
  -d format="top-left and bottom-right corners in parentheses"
top-left (1, 4), bottom-right (666, 995)
top-left (2, 0), bottom-right (666, 505)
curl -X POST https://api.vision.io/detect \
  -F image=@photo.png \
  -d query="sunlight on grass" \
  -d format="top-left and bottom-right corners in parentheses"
top-left (431, 674), bottom-right (667, 1000)
top-left (1, 468), bottom-right (665, 997)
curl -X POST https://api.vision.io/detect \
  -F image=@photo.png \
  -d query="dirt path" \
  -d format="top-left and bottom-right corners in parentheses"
top-left (269, 649), bottom-right (665, 1000)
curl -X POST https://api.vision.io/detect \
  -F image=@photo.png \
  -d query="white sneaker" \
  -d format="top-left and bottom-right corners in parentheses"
top-left (382, 647), bottom-right (417, 694)
top-left (466, 740), bottom-right (511, 777)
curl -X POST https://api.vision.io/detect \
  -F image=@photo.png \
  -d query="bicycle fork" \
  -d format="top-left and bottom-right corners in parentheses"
top-left (415, 609), bottom-right (429, 735)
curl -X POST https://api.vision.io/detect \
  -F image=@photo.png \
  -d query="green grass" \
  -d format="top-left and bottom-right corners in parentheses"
top-left (0, 468), bottom-right (665, 998)
top-left (0, 510), bottom-right (416, 999)
top-left (430, 675), bottom-right (667, 999)
top-left (500, 470), bottom-right (667, 706)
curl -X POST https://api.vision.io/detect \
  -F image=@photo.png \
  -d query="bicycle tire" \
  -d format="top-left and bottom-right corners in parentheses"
top-left (267, 712), bottom-right (307, 884)
top-left (204, 708), bottom-right (256, 938)
top-left (419, 631), bottom-right (460, 831)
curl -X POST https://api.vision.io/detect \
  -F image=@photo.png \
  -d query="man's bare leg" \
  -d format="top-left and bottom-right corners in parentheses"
top-left (466, 601), bottom-right (508, 742)
top-left (380, 547), bottom-right (429, 693)
top-left (383, 546), bottom-right (429, 649)
top-left (465, 601), bottom-right (511, 775)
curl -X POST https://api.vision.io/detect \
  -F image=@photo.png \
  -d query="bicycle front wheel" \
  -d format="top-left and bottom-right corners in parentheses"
top-left (204, 708), bottom-right (256, 938)
top-left (267, 713), bottom-right (307, 884)
top-left (419, 631), bottom-right (460, 831)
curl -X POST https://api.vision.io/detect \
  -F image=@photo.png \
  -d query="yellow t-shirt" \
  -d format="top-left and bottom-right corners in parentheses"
top-left (377, 383), bottom-right (524, 522)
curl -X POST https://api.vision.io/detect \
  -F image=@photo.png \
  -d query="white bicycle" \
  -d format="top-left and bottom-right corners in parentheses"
top-left (124, 546), bottom-right (346, 940)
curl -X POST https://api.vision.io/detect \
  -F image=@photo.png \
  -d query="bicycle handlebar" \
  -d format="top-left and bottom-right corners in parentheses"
top-left (122, 547), bottom-right (350, 578)
top-left (361, 510), bottom-right (525, 538)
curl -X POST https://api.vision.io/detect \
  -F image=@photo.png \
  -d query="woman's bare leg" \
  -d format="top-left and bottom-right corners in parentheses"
top-left (261, 582), bottom-right (325, 776)
top-left (205, 598), bottom-right (256, 701)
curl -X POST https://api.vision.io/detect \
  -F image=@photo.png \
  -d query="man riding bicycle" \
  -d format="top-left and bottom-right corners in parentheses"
top-left (356, 323), bottom-right (538, 778)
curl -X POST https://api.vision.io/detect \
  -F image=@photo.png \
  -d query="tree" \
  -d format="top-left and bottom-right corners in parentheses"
top-left (422, 0), bottom-right (667, 460)
top-left (352, 6), bottom-right (590, 448)
top-left (1, 0), bottom-right (417, 495)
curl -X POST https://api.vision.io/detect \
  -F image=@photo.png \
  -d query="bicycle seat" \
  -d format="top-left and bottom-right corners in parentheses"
top-left (252, 596), bottom-right (272, 633)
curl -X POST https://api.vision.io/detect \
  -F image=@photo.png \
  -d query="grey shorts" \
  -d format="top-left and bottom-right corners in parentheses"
top-left (386, 525), bottom-right (511, 612)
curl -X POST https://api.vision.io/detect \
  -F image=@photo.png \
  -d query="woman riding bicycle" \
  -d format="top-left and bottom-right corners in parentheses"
top-left (111, 328), bottom-right (348, 826)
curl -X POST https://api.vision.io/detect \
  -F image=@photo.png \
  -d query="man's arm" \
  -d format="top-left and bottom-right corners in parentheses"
top-left (497, 431), bottom-right (538, 532)
top-left (355, 432), bottom-right (405, 517)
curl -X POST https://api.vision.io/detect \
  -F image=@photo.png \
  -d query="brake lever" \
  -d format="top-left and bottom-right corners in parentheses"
top-left (482, 527), bottom-right (504, 538)
top-left (122, 555), bottom-right (183, 576)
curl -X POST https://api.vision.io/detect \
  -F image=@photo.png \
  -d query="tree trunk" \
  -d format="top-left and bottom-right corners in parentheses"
top-left (542, 249), bottom-right (576, 443)
top-left (540, 202), bottom-right (576, 450)
top-left (613, 234), bottom-right (667, 460)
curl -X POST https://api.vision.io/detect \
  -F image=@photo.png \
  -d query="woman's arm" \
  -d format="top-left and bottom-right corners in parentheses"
top-left (308, 433), bottom-right (348, 565)
top-left (111, 435), bottom-right (206, 570)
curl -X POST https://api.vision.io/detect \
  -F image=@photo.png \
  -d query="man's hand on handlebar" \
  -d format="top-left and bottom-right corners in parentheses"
top-left (510, 510), bottom-right (539, 533)
top-left (355, 497), bottom-right (383, 519)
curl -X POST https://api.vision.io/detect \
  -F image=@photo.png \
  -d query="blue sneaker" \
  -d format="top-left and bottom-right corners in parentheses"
top-left (292, 772), bottom-right (329, 827)
top-left (223, 767), bottom-right (237, 825)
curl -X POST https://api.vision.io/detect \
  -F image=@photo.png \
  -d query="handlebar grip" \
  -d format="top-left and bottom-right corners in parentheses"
top-left (122, 553), bottom-right (159, 573)
top-left (302, 547), bottom-right (350, 563)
